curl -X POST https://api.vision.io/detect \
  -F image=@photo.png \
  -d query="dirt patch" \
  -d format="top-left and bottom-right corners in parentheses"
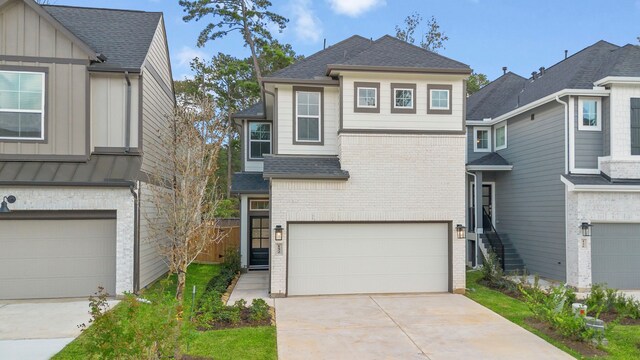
top-left (525, 318), bottom-right (608, 358)
top-left (597, 312), bottom-right (640, 325)
top-left (196, 307), bottom-right (273, 331)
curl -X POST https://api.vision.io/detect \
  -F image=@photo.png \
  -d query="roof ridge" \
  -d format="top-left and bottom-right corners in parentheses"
top-left (534, 39), bottom-right (619, 76)
top-left (41, 4), bottom-right (162, 14)
top-left (372, 34), bottom-right (470, 68)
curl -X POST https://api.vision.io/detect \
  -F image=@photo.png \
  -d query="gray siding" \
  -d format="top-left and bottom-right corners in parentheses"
top-left (492, 102), bottom-right (567, 281)
top-left (466, 125), bottom-right (488, 163)
top-left (573, 97), bottom-right (604, 169)
top-left (631, 98), bottom-right (640, 155)
top-left (139, 182), bottom-right (168, 288)
top-left (602, 97), bottom-right (611, 156)
top-left (592, 223), bottom-right (640, 289)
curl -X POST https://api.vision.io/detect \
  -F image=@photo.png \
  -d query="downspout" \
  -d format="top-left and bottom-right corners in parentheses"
top-left (555, 96), bottom-right (569, 174)
top-left (129, 182), bottom-right (140, 293)
top-left (466, 171), bottom-right (479, 267)
top-left (124, 71), bottom-right (132, 153)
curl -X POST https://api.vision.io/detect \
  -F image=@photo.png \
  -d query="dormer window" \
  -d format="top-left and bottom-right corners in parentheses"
top-left (391, 83), bottom-right (416, 114)
top-left (578, 97), bottom-right (601, 131)
top-left (0, 69), bottom-right (45, 140)
top-left (294, 87), bottom-right (323, 144)
top-left (248, 122), bottom-right (271, 160)
top-left (354, 82), bottom-right (380, 113)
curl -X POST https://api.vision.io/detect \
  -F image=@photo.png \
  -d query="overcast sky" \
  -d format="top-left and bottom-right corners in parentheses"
top-left (55, 0), bottom-right (640, 81)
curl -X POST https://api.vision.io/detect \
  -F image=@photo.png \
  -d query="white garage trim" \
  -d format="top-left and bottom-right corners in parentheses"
top-left (285, 221), bottom-right (453, 296)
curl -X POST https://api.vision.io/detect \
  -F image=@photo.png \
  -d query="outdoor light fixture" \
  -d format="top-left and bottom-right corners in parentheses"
top-left (580, 222), bottom-right (593, 237)
top-left (0, 195), bottom-right (16, 213)
top-left (274, 225), bottom-right (283, 242)
top-left (456, 224), bottom-right (466, 239)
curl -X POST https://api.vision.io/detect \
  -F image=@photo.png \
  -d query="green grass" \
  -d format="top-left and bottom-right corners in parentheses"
top-left (54, 263), bottom-right (277, 360)
top-left (466, 270), bottom-right (640, 359)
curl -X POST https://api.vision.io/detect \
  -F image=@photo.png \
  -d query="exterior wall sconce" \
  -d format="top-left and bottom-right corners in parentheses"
top-left (274, 225), bottom-right (283, 242)
top-left (0, 195), bottom-right (16, 213)
top-left (456, 224), bottom-right (466, 239)
top-left (580, 222), bottom-right (593, 237)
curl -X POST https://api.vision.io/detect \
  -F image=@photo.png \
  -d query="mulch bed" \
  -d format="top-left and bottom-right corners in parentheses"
top-left (195, 307), bottom-right (272, 331)
top-left (597, 311), bottom-right (640, 325)
top-left (525, 318), bottom-right (608, 358)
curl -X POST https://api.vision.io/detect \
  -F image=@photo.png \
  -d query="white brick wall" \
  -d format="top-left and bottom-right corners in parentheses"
top-left (0, 186), bottom-right (135, 295)
top-left (566, 189), bottom-right (640, 290)
top-left (270, 133), bottom-right (467, 296)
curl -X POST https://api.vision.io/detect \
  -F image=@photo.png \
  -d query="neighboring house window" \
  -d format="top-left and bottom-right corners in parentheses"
top-left (631, 98), bottom-right (640, 155)
top-left (353, 82), bottom-right (380, 113)
top-left (390, 83), bottom-right (416, 114)
top-left (294, 89), bottom-right (322, 143)
top-left (495, 123), bottom-right (507, 150)
top-left (427, 84), bottom-right (453, 114)
top-left (248, 122), bottom-right (271, 159)
top-left (0, 70), bottom-right (45, 140)
top-left (249, 199), bottom-right (269, 211)
top-left (474, 127), bottom-right (491, 152)
top-left (578, 97), bottom-right (601, 131)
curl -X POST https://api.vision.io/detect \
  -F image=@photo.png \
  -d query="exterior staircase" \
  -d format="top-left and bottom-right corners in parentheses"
top-left (479, 232), bottom-right (526, 273)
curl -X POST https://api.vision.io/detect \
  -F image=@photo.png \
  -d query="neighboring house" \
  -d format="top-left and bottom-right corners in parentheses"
top-left (0, 0), bottom-right (174, 299)
top-left (232, 35), bottom-right (471, 297)
top-left (465, 40), bottom-right (640, 291)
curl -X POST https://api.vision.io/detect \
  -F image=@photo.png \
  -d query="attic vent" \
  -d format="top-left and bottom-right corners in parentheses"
top-left (530, 113), bottom-right (535, 121)
top-left (502, 66), bottom-right (507, 75)
top-left (539, 67), bottom-right (545, 75)
top-left (531, 71), bottom-right (538, 80)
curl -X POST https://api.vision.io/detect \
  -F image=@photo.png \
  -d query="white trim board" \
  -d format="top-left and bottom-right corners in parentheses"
top-left (560, 175), bottom-right (640, 192)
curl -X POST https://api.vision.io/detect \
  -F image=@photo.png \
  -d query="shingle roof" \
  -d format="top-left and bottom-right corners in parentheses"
top-left (232, 101), bottom-right (266, 119)
top-left (467, 40), bottom-right (640, 120)
top-left (563, 174), bottom-right (640, 186)
top-left (263, 155), bottom-right (349, 179)
top-left (267, 34), bottom-right (470, 80)
top-left (467, 152), bottom-right (511, 166)
top-left (42, 5), bottom-right (162, 70)
top-left (230, 172), bottom-right (269, 194)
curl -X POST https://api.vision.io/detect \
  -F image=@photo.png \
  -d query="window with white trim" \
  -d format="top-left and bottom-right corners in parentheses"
top-left (430, 89), bottom-right (450, 110)
top-left (296, 91), bottom-right (321, 142)
top-left (495, 123), bottom-right (507, 150)
top-left (578, 97), bottom-right (601, 131)
top-left (474, 127), bottom-right (491, 152)
top-left (248, 122), bottom-right (271, 159)
top-left (357, 87), bottom-right (377, 108)
top-left (0, 70), bottom-right (45, 140)
top-left (394, 88), bottom-right (414, 109)
top-left (249, 199), bottom-right (269, 211)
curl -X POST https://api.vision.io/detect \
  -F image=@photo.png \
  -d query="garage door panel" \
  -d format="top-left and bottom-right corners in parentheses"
top-left (0, 219), bottom-right (117, 299)
top-left (288, 223), bottom-right (449, 296)
top-left (592, 223), bottom-right (640, 290)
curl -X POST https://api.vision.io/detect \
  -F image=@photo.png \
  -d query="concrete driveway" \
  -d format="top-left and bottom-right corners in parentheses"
top-left (0, 299), bottom-right (116, 359)
top-left (275, 294), bottom-right (572, 360)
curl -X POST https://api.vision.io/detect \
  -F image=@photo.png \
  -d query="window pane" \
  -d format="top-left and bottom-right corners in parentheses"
top-left (582, 100), bottom-right (598, 126)
top-left (250, 123), bottom-right (270, 140)
top-left (358, 88), bottom-right (376, 107)
top-left (0, 91), bottom-right (19, 109)
top-left (308, 92), bottom-right (319, 105)
top-left (395, 89), bottom-right (413, 108)
top-left (297, 117), bottom-right (319, 141)
top-left (308, 102), bottom-right (319, 116)
top-left (0, 112), bottom-right (41, 138)
top-left (431, 90), bottom-right (449, 109)
top-left (496, 126), bottom-right (505, 147)
top-left (19, 73), bottom-right (42, 92)
top-left (0, 72), bottom-right (19, 91)
top-left (476, 130), bottom-right (488, 149)
top-left (19, 91), bottom-right (42, 110)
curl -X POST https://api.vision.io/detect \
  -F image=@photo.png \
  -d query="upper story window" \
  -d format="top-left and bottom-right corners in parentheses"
top-left (249, 199), bottom-right (269, 211)
top-left (474, 127), bottom-right (491, 152)
top-left (391, 83), bottom-right (416, 114)
top-left (294, 88), bottom-right (322, 144)
top-left (248, 122), bottom-right (271, 160)
top-left (427, 84), bottom-right (452, 114)
top-left (578, 97), bottom-right (601, 131)
top-left (0, 70), bottom-right (45, 140)
top-left (354, 82), bottom-right (380, 113)
top-left (495, 123), bottom-right (507, 150)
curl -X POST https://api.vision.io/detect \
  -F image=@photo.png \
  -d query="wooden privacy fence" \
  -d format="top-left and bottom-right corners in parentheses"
top-left (195, 218), bottom-right (240, 264)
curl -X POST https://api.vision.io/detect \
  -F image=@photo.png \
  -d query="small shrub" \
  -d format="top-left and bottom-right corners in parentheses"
top-left (479, 251), bottom-right (516, 292)
top-left (249, 299), bottom-right (271, 322)
top-left (586, 283), bottom-right (640, 319)
top-left (222, 248), bottom-right (241, 274)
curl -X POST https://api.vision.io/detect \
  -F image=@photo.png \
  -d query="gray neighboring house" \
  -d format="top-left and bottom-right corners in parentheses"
top-left (466, 40), bottom-right (640, 291)
top-left (0, 0), bottom-right (174, 299)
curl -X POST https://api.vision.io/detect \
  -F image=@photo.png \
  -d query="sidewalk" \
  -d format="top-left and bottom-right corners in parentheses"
top-left (227, 271), bottom-right (274, 307)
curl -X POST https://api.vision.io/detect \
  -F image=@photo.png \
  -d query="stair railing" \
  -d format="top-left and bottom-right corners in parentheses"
top-left (482, 207), bottom-right (505, 270)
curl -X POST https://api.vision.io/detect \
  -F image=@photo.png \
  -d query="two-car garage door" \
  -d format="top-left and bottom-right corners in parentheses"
top-left (287, 222), bottom-right (450, 296)
top-left (592, 223), bottom-right (640, 290)
top-left (0, 217), bottom-right (116, 300)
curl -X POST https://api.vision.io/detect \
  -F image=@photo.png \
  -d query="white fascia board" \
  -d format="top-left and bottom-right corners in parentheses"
top-left (560, 175), bottom-right (640, 192)
top-left (466, 165), bottom-right (513, 171)
top-left (594, 76), bottom-right (640, 86)
top-left (466, 88), bottom-right (611, 126)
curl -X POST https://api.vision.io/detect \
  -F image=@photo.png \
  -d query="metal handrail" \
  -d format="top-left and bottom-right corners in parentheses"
top-left (482, 207), bottom-right (505, 270)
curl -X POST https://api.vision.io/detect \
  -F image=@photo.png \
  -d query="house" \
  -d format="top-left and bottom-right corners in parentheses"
top-left (0, 0), bottom-right (174, 299)
top-left (232, 35), bottom-right (471, 297)
top-left (465, 40), bottom-right (640, 291)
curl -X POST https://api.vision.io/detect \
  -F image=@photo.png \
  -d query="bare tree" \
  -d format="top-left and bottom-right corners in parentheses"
top-left (147, 97), bottom-right (227, 303)
top-left (395, 12), bottom-right (449, 53)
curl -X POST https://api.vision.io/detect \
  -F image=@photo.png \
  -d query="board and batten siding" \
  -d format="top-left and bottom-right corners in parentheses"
top-left (492, 102), bottom-right (567, 281)
top-left (573, 96), bottom-right (604, 169)
top-left (138, 182), bottom-right (169, 288)
top-left (91, 74), bottom-right (140, 149)
top-left (140, 18), bottom-right (174, 175)
top-left (275, 84), bottom-right (339, 155)
top-left (341, 72), bottom-right (465, 131)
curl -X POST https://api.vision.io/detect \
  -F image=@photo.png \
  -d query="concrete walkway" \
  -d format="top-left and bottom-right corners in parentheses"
top-left (276, 294), bottom-right (572, 360)
top-left (227, 271), bottom-right (274, 307)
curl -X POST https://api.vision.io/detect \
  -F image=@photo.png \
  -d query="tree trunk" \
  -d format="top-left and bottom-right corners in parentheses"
top-left (176, 268), bottom-right (186, 302)
top-left (227, 125), bottom-right (232, 199)
top-left (240, 1), bottom-right (263, 85)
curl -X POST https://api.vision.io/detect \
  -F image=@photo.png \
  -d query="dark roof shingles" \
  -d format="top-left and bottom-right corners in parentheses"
top-left (232, 101), bottom-right (265, 119)
top-left (230, 172), bottom-right (269, 194)
top-left (263, 156), bottom-right (349, 179)
top-left (467, 152), bottom-right (511, 166)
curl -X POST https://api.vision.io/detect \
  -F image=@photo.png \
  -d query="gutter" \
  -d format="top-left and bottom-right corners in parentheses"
top-left (466, 165), bottom-right (513, 171)
top-left (124, 71), bottom-right (132, 152)
top-left (555, 96), bottom-right (570, 174)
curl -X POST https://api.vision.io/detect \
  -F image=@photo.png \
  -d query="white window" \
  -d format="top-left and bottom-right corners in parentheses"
top-left (248, 122), bottom-right (271, 160)
top-left (0, 70), bottom-right (45, 140)
top-left (495, 123), bottom-right (507, 150)
top-left (578, 97), bottom-right (601, 131)
top-left (430, 89), bottom-right (450, 110)
top-left (296, 91), bottom-right (321, 142)
top-left (249, 199), bottom-right (269, 211)
top-left (474, 127), bottom-right (491, 152)
top-left (394, 88), bottom-right (414, 109)
top-left (357, 87), bottom-right (377, 108)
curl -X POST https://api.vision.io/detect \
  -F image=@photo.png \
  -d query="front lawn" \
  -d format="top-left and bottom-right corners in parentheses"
top-left (54, 263), bottom-right (277, 360)
top-left (466, 270), bottom-right (640, 359)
